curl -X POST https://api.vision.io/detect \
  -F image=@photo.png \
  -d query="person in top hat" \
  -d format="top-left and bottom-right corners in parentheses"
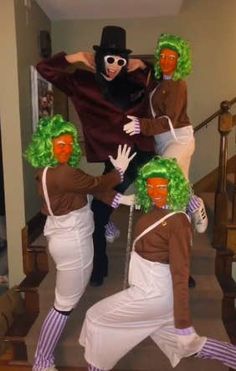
top-left (93, 25), bottom-right (132, 53)
top-left (36, 25), bottom-right (155, 287)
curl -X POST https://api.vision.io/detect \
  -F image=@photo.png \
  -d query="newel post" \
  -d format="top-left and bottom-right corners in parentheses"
top-left (212, 101), bottom-right (233, 248)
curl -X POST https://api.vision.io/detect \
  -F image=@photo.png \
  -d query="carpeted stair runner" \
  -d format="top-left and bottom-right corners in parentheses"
top-left (25, 195), bottom-right (230, 370)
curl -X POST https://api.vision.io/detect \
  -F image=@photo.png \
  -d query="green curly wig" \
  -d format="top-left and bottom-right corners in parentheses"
top-left (154, 33), bottom-right (192, 81)
top-left (24, 114), bottom-right (82, 168)
top-left (135, 156), bottom-right (191, 213)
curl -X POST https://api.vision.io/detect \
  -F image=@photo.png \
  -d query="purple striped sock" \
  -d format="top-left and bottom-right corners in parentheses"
top-left (106, 221), bottom-right (113, 234)
top-left (196, 338), bottom-right (236, 369)
top-left (187, 195), bottom-right (201, 213)
top-left (33, 307), bottom-right (68, 369)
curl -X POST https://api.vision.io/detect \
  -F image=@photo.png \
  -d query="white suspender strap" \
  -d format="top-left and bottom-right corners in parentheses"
top-left (132, 211), bottom-right (188, 250)
top-left (42, 167), bottom-right (54, 217)
top-left (158, 115), bottom-right (178, 141)
top-left (149, 86), bottom-right (178, 142)
top-left (149, 86), bottom-right (158, 118)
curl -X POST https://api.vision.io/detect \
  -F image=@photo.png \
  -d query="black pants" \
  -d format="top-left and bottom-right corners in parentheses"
top-left (90, 149), bottom-right (154, 282)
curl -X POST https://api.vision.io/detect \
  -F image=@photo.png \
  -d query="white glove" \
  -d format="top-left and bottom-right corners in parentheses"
top-left (119, 194), bottom-right (135, 206)
top-left (109, 144), bottom-right (136, 173)
top-left (123, 115), bottom-right (141, 136)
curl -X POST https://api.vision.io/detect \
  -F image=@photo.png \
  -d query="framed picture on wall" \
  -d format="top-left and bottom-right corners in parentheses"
top-left (30, 66), bottom-right (54, 131)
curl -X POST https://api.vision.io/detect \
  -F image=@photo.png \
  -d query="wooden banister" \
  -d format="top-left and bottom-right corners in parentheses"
top-left (193, 96), bottom-right (236, 249)
top-left (194, 97), bottom-right (236, 133)
top-left (212, 109), bottom-right (233, 248)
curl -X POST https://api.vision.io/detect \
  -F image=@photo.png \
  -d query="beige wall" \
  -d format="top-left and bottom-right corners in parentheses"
top-left (0, 0), bottom-right (50, 286)
top-left (51, 0), bottom-right (236, 183)
top-left (14, 0), bottom-right (51, 221)
top-left (0, 0), bottom-right (25, 285)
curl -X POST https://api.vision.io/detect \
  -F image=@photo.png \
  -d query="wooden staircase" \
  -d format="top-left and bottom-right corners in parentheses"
top-left (194, 98), bottom-right (236, 346)
top-left (0, 212), bottom-right (48, 369)
top-left (0, 98), bottom-right (236, 369)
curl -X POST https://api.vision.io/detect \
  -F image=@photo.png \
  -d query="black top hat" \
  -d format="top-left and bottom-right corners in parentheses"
top-left (93, 25), bottom-right (132, 54)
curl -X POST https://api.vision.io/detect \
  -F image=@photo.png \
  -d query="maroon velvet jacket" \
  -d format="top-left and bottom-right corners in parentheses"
top-left (36, 52), bottom-right (154, 162)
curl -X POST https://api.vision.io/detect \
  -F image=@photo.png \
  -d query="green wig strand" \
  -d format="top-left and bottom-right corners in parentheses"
top-left (135, 156), bottom-right (191, 213)
top-left (154, 33), bottom-right (192, 81)
top-left (24, 114), bottom-right (82, 168)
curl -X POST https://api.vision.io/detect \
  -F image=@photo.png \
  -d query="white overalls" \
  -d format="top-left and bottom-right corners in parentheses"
top-left (79, 212), bottom-right (206, 370)
top-left (42, 167), bottom-right (94, 311)
top-left (150, 87), bottom-right (195, 180)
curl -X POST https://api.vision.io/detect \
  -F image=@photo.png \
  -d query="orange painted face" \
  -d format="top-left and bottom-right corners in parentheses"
top-left (146, 177), bottom-right (169, 208)
top-left (52, 134), bottom-right (73, 164)
top-left (159, 48), bottom-right (178, 76)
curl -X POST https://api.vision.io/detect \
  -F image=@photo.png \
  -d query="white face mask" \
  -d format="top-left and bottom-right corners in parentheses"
top-left (101, 55), bottom-right (127, 81)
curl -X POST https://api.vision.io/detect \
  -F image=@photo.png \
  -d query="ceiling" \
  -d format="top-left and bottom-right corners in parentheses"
top-left (35, 0), bottom-right (184, 21)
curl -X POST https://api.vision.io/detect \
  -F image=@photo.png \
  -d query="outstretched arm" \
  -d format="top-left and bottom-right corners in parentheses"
top-left (65, 51), bottom-right (95, 70)
top-left (36, 51), bottom-right (95, 96)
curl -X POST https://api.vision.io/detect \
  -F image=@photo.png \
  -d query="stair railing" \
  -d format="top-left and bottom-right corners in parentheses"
top-left (195, 97), bottom-right (236, 249)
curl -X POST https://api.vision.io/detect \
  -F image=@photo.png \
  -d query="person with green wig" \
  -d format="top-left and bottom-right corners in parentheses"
top-left (24, 114), bottom-right (136, 371)
top-left (79, 156), bottom-right (236, 371)
top-left (123, 33), bottom-right (208, 237)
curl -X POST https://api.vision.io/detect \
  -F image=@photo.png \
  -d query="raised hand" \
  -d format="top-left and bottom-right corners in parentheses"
top-left (109, 144), bottom-right (136, 173)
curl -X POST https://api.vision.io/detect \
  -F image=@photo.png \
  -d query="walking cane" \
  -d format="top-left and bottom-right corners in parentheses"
top-left (123, 203), bottom-right (135, 289)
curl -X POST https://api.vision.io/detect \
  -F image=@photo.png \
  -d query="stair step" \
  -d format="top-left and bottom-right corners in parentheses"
top-left (27, 245), bottom-right (46, 253)
top-left (16, 271), bottom-right (47, 292)
top-left (0, 313), bottom-right (38, 341)
top-left (25, 317), bottom-right (229, 370)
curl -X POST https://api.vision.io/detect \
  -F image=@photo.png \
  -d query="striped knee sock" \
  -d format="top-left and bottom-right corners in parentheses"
top-left (33, 307), bottom-right (69, 370)
top-left (187, 195), bottom-right (201, 214)
top-left (196, 338), bottom-right (236, 369)
top-left (88, 363), bottom-right (105, 371)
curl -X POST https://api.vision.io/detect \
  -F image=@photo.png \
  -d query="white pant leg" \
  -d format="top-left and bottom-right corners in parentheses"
top-left (48, 231), bottom-right (93, 311)
top-left (161, 138), bottom-right (195, 180)
top-left (44, 206), bottom-right (94, 312)
top-left (79, 283), bottom-right (173, 370)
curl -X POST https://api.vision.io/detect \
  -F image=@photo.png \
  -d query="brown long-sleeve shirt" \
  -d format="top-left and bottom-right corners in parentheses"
top-left (134, 207), bottom-right (192, 329)
top-left (36, 164), bottom-right (121, 216)
top-left (139, 79), bottom-right (192, 136)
